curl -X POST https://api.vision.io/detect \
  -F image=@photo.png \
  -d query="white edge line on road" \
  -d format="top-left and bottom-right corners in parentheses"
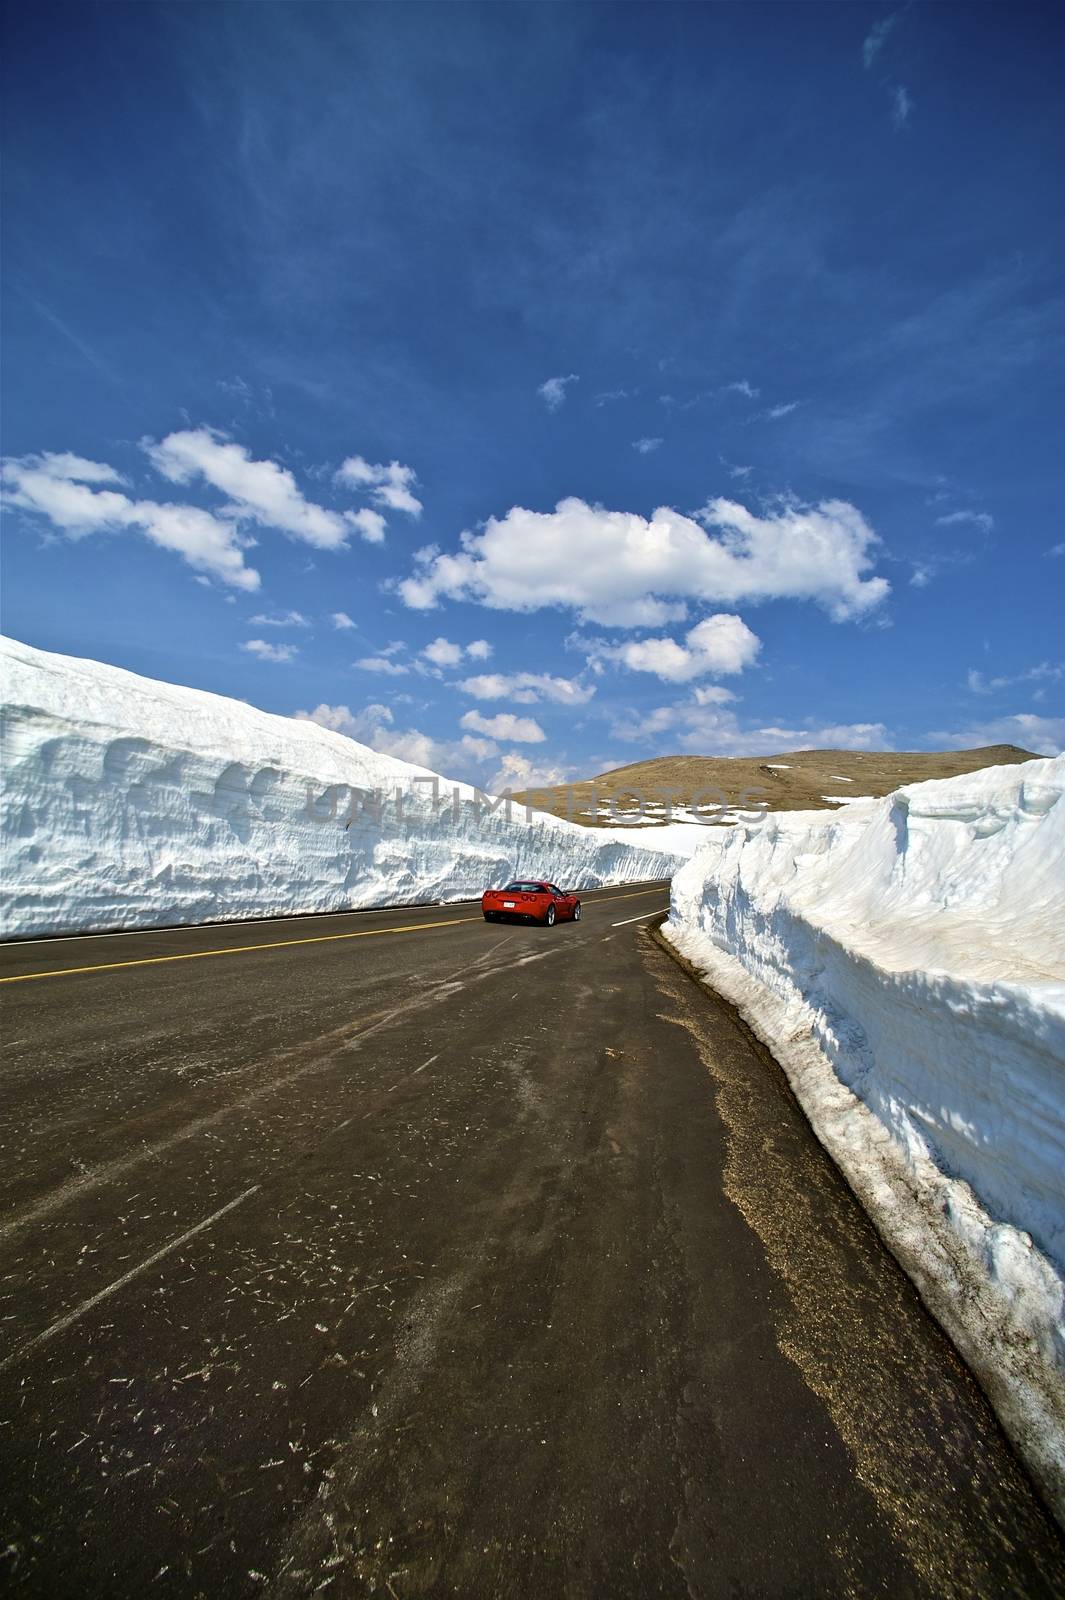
top-left (0, 1185), bottom-right (261, 1375)
top-left (412, 1054), bottom-right (438, 1075)
top-left (612, 909), bottom-right (668, 927)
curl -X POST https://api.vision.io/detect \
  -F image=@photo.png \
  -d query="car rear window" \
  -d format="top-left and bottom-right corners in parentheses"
top-left (503, 882), bottom-right (545, 893)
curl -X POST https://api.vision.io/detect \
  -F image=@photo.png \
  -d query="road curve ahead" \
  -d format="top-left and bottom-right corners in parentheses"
top-left (1, 885), bottom-right (1063, 1598)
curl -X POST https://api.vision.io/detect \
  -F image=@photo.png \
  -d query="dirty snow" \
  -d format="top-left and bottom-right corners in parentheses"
top-left (665, 757), bottom-right (1065, 1516)
top-left (0, 636), bottom-right (696, 938)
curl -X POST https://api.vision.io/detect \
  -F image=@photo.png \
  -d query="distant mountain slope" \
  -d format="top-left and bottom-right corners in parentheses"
top-left (512, 745), bottom-right (1039, 827)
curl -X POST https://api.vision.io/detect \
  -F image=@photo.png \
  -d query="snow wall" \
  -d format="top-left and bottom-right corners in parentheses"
top-left (0, 636), bottom-right (696, 939)
top-left (665, 756), bottom-right (1065, 1520)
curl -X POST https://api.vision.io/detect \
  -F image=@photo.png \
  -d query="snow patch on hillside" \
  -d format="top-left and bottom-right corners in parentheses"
top-left (0, 637), bottom-right (695, 938)
top-left (665, 757), bottom-right (1065, 1518)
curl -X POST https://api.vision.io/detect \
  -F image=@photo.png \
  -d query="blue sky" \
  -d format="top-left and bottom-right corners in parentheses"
top-left (3, 1), bottom-right (1063, 787)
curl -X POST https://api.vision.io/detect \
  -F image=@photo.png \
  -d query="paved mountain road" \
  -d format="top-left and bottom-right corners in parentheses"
top-left (1, 886), bottom-right (1062, 1597)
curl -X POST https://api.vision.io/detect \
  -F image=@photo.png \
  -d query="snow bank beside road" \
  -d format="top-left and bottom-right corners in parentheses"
top-left (0, 637), bottom-right (695, 938)
top-left (665, 757), bottom-right (1065, 1518)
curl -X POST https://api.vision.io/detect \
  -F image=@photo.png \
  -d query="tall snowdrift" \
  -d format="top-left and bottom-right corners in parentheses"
top-left (665, 756), bottom-right (1065, 1518)
top-left (0, 636), bottom-right (695, 938)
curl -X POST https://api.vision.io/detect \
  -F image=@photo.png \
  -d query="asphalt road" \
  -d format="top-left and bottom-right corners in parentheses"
top-left (1, 885), bottom-right (1063, 1598)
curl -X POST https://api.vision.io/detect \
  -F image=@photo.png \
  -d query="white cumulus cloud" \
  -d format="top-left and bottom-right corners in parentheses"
top-left (612, 696), bottom-right (890, 756)
top-left (331, 611), bottom-right (356, 629)
top-left (2, 449), bottom-right (260, 591)
top-left (241, 639), bottom-right (297, 663)
top-left (399, 495), bottom-right (888, 626)
top-left (345, 508), bottom-right (387, 544)
top-left (336, 456), bottom-right (422, 516)
top-left (419, 637), bottom-right (496, 671)
top-left (457, 671), bottom-right (595, 707)
top-left (586, 614), bottom-right (761, 683)
top-left (928, 713), bottom-right (1064, 757)
top-left (144, 428), bottom-right (351, 550)
top-left (488, 752), bottom-right (572, 794)
top-left (460, 710), bottom-right (546, 743)
top-left (422, 636), bottom-right (465, 669)
top-left (294, 703), bottom-right (503, 788)
top-left (354, 656), bottom-right (409, 675)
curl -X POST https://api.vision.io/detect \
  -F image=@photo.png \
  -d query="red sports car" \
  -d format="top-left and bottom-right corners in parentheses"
top-left (482, 880), bottom-right (582, 926)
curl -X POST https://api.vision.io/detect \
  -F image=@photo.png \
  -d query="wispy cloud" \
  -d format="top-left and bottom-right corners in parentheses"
top-left (719, 456), bottom-right (753, 480)
top-left (218, 375), bottom-right (275, 417)
top-left (935, 509), bottom-right (994, 534)
top-left (538, 374), bottom-right (579, 411)
top-left (721, 379), bottom-right (760, 400)
top-left (766, 400), bottom-right (801, 420)
top-left (840, 261), bottom-right (1065, 440)
top-left (594, 388), bottom-right (633, 406)
top-left (632, 436), bottom-right (663, 454)
top-left (890, 84), bottom-right (913, 131)
top-left (24, 293), bottom-right (121, 385)
top-left (250, 609), bottom-right (308, 627)
top-left (331, 611), bottom-right (356, 629)
top-left (966, 661), bottom-right (1064, 695)
top-left (863, 13), bottom-right (898, 70)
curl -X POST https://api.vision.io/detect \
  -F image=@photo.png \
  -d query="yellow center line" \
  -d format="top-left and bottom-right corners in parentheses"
top-left (0, 886), bottom-right (667, 985)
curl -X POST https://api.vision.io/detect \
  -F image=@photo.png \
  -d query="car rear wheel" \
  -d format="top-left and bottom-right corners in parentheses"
top-left (483, 911), bottom-right (495, 922)
top-left (545, 903), bottom-right (556, 927)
